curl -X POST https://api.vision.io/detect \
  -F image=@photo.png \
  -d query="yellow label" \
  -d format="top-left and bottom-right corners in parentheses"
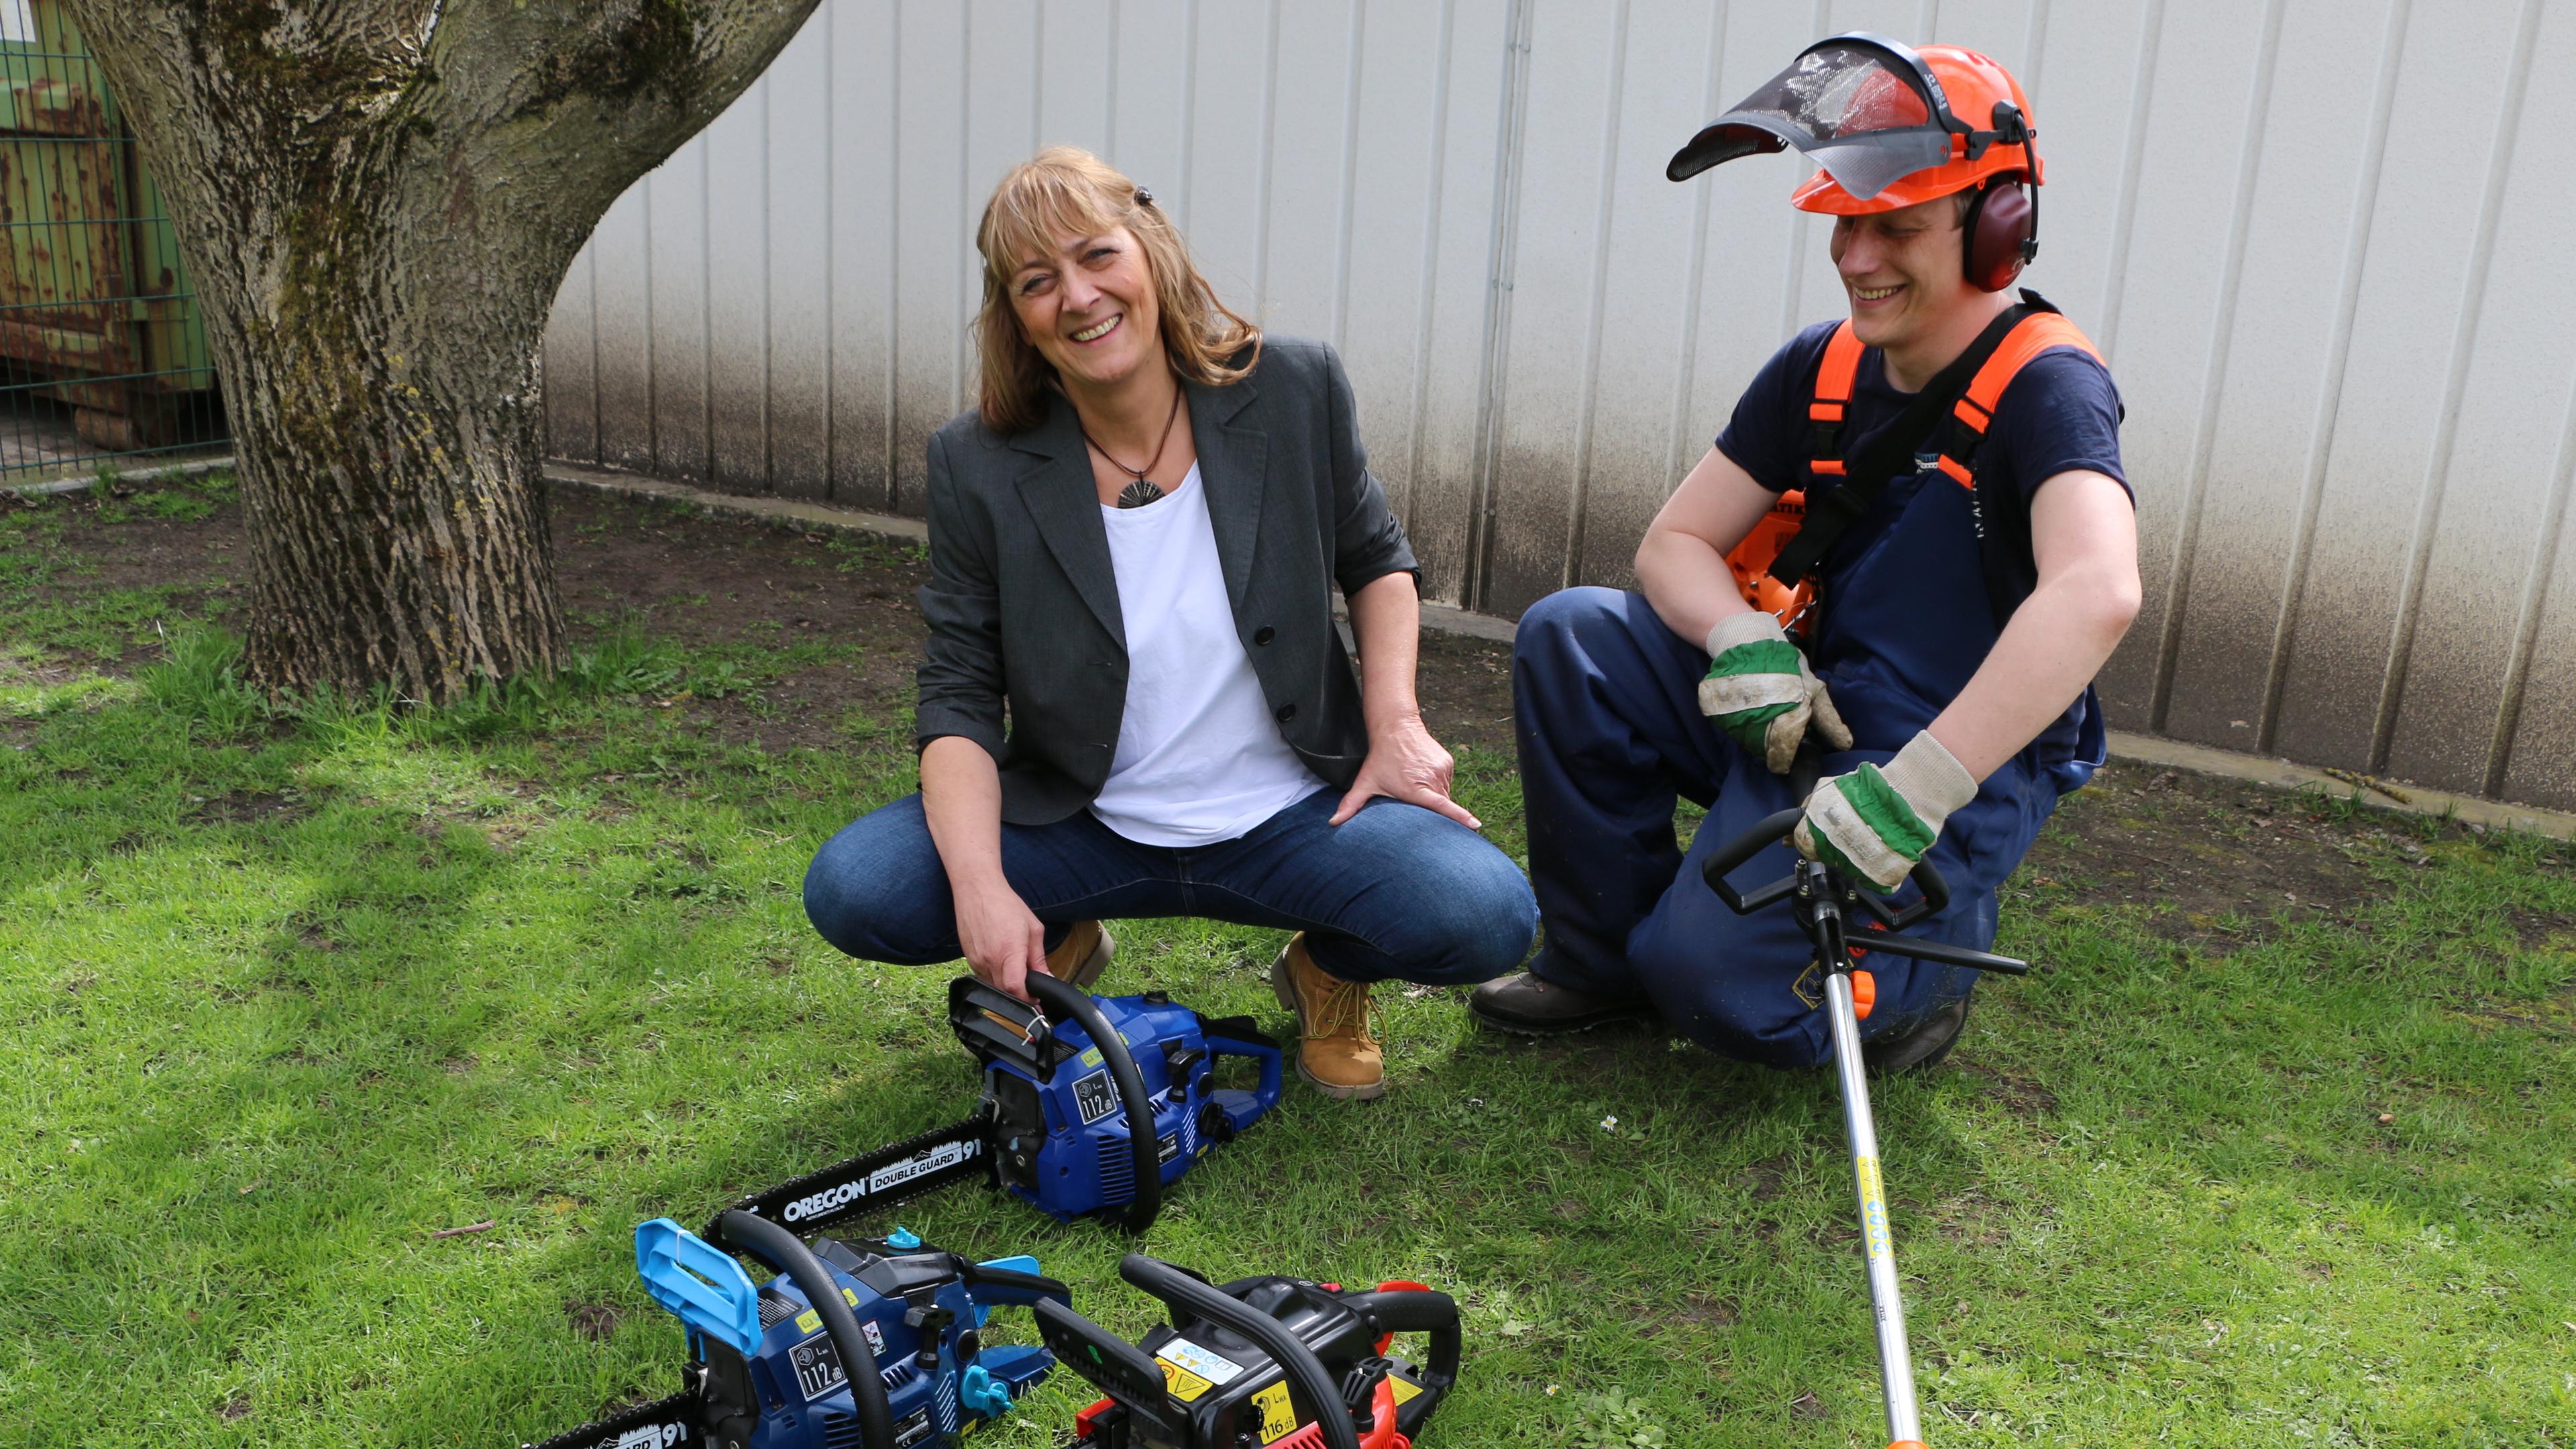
top-left (1387, 1375), bottom-right (1424, 1406)
top-left (1855, 1154), bottom-right (1893, 1261)
top-left (1157, 1358), bottom-right (1216, 1403)
top-left (1252, 1381), bottom-right (1297, 1442)
top-left (842, 1287), bottom-right (861, 1307)
top-left (1081, 1047), bottom-right (1104, 1067)
top-left (795, 1308), bottom-right (822, 1334)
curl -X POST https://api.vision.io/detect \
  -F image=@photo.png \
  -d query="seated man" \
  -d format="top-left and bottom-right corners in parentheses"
top-left (1473, 37), bottom-right (2140, 1070)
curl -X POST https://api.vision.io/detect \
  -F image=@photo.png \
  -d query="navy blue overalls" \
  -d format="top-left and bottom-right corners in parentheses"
top-left (1512, 314), bottom-right (2110, 1068)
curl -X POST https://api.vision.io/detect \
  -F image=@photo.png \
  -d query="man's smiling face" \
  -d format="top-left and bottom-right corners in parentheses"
top-left (1828, 193), bottom-right (1976, 355)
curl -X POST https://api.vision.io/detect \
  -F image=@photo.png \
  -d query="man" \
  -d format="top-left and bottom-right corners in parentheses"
top-left (1472, 36), bottom-right (2140, 1070)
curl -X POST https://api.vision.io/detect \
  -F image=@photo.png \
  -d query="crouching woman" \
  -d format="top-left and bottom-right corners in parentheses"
top-left (802, 148), bottom-right (1535, 1100)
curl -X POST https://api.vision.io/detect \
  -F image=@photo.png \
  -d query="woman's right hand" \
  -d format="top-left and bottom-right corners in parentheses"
top-left (954, 873), bottom-right (1050, 1002)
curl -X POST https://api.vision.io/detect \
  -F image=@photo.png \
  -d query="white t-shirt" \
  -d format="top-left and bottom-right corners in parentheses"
top-left (1089, 463), bottom-right (1326, 846)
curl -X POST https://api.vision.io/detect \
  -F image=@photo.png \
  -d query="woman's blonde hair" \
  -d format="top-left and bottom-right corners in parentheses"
top-left (975, 147), bottom-right (1260, 434)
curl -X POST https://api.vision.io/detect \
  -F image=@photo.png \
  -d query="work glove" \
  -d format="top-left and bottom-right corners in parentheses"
top-left (1698, 611), bottom-right (1851, 773)
top-left (1794, 731), bottom-right (1979, 893)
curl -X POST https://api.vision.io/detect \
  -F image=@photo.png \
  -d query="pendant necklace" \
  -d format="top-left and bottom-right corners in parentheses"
top-left (1081, 388), bottom-right (1184, 508)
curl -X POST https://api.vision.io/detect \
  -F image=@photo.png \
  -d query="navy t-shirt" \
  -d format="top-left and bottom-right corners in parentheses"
top-left (1715, 317), bottom-right (2128, 766)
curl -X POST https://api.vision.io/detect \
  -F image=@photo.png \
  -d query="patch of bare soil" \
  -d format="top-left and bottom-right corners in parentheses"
top-left (2017, 763), bottom-right (2438, 951)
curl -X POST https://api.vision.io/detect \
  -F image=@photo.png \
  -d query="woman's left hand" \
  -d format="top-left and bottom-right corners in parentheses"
top-left (1331, 712), bottom-right (1483, 829)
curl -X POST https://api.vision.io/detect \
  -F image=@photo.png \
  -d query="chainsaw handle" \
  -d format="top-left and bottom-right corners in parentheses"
top-left (1340, 1288), bottom-right (1462, 1391)
top-left (718, 1210), bottom-right (896, 1448)
top-left (958, 1260), bottom-right (1075, 1307)
top-left (1027, 973), bottom-right (1163, 1236)
top-left (1120, 1255), bottom-right (1365, 1449)
top-left (1201, 1024), bottom-right (1285, 1127)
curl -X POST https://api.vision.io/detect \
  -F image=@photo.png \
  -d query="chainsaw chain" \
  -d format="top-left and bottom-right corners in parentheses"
top-left (521, 1388), bottom-right (698, 1449)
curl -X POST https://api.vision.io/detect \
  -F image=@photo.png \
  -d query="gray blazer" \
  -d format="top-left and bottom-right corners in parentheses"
top-left (915, 337), bottom-right (1419, 826)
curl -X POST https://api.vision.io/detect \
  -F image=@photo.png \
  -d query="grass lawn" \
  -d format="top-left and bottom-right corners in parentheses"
top-left (3, 474), bottom-right (2572, 1448)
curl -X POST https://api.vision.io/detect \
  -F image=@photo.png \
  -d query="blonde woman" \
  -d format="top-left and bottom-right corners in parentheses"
top-left (803, 148), bottom-right (1534, 1100)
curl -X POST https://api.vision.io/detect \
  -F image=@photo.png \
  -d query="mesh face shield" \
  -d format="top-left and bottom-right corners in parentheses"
top-left (1666, 38), bottom-right (1956, 199)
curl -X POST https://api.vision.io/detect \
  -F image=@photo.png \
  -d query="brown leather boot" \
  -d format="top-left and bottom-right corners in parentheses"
top-left (1269, 932), bottom-right (1385, 1101)
top-left (1043, 920), bottom-right (1116, 990)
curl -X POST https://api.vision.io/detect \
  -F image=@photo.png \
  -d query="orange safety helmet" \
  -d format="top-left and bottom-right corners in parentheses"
top-left (1669, 34), bottom-right (2045, 290)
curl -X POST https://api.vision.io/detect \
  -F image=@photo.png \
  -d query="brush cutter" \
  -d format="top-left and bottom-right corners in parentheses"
top-left (1042, 1253), bottom-right (1462, 1449)
top-left (712, 973), bottom-right (1283, 1244)
top-left (524, 1214), bottom-right (1067, 1449)
top-left (1699, 794), bottom-right (2033, 1449)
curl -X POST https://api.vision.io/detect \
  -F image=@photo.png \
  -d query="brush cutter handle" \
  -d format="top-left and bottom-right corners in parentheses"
top-left (1027, 973), bottom-right (1163, 1235)
top-left (718, 1210), bottom-right (897, 1448)
top-left (1120, 1255), bottom-right (1366, 1449)
top-left (1700, 808), bottom-right (1953, 926)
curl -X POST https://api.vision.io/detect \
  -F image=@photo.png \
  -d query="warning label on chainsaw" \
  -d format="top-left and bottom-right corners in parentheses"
top-left (1072, 1069), bottom-right (1120, 1125)
top-left (1388, 1374), bottom-right (1424, 1406)
top-left (1157, 1131), bottom-right (1181, 1165)
top-left (1252, 1380), bottom-right (1298, 1442)
top-left (1157, 1358), bottom-right (1216, 1402)
top-left (1157, 1336), bottom-right (1244, 1386)
top-left (892, 1407), bottom-right (934, 1446)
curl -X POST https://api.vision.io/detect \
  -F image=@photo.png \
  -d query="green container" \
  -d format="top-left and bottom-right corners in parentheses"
top-left (0, 0), bottom-right (218, 463)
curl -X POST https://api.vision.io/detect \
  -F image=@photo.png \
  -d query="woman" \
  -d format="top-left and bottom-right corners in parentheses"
top-left (803, 148), bottom-right (1535, 1101)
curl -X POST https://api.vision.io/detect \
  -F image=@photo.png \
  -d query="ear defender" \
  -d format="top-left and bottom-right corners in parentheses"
top-left (1961, 176), bottom-right (2037, 292)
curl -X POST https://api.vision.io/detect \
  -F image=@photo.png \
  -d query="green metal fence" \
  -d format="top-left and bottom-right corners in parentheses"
top-left (0, 1), bottom-right (224, 483)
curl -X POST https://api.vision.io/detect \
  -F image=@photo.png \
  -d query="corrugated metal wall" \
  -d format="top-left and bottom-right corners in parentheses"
top-left (543, 0), bottom-right (2576, 811)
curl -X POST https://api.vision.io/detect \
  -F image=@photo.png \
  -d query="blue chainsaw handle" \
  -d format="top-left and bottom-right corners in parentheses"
top-left (958, 1260), bottom-right (1074, 1308)
top-left (1203, 1028), bottom-right (1285, 1124)
top-left (718, 1210), bottom-right (896, 1448)
top-left (1026, 973), bottom-right (1163, 1235)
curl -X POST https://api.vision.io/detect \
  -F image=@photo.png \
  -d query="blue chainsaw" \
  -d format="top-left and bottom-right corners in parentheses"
top-left (523, 1212), bottom-right (1065, 1449)
top-left (709, 973), bottom-right (1283, 1242)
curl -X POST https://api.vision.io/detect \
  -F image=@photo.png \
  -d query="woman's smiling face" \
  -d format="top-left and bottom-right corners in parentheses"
top-left (1008, 224), bottom-right (1164, 394)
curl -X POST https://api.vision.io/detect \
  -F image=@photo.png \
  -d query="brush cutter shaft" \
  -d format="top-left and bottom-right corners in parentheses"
top-left (1825, 969), bottom-right (1921, 1445)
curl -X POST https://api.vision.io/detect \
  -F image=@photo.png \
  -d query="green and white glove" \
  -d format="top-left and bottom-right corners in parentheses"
top-left (1698, 612), bottom-right (1853, 773)
top-left (1794, 731), bottom-right (1980, 892)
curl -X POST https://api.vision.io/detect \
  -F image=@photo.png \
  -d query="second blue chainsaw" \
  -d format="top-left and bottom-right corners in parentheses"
top-left (710, 973), bottom-right (1283, 1243)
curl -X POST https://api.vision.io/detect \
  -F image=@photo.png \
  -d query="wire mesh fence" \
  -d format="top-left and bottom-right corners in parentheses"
top-left (0, 1), bottom-right (225, 485)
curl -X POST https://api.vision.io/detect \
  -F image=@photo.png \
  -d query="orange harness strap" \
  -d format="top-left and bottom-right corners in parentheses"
top-left (1806, 321), bottom-right (1866, 480)
top-left (1933, 313), bottom-right (2100, 487)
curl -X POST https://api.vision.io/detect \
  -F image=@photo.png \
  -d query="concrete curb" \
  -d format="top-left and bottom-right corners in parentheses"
top-left (2, 453), bottom-right (236, 498)
top-left (519, 460), bottom-right (2559, 843)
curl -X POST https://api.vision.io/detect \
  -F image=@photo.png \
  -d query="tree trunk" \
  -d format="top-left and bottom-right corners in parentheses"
top-left (57, 0), bottom-right (823, 702)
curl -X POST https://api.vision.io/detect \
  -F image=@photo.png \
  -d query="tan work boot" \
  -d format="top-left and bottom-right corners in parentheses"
top-left (1044, 920), bottom-right (1116, 991)
top-left (1268, 932), bottom-right (1386, 1100)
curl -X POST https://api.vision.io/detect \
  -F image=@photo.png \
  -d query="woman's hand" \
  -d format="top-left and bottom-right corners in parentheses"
top-left (1331, 711), bottom-right (1483, 829)
top-left (953, 873), bottom-right (1050, 1002)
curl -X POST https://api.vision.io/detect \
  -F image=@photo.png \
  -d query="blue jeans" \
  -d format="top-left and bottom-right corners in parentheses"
top-left (1513, 588), bottom-right (2064, 1067)
top-left (804, 788), bottom-right (1537, 985)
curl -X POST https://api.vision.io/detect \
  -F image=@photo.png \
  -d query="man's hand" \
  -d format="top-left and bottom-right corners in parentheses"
top-left (1699, 611), bottom-right (1853, 772)
top-left (953, 874), bottom-right (1050, 1002)
top-left (1794, 731), bottom-right (1978, 892)
top-left (1331, 712), bottom-right (1483, 828)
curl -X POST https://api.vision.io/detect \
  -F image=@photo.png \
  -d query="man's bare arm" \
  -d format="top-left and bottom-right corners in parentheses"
top-left (1633, 445), bottom-right (1777, 648)
top-left (1925, 470), bottom-right (2141, 780)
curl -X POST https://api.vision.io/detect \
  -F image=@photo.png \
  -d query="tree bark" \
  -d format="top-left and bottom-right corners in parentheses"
top-left (56, 0), bottom-right (822, 701)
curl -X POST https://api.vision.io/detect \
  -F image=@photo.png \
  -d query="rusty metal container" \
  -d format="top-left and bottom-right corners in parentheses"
top-left (0, 0), bottom-right (217, 467)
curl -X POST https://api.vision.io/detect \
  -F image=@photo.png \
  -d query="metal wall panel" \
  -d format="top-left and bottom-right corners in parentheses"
top-left (545, 0), bottom-right (2576, 806)
top-left (2269, 0), bottom-right (2533, 772)
top-left (765, 40), bottom-right (834, 500)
